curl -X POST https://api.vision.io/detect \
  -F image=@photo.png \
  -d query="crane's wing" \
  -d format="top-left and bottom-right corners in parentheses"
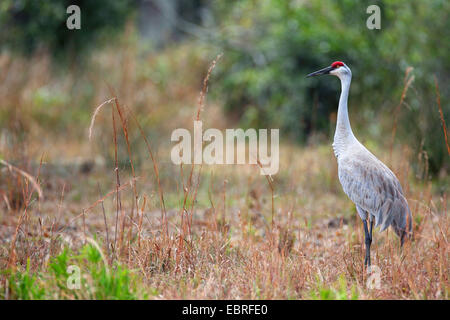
top-left (338, 151), bottom-right (411, 236)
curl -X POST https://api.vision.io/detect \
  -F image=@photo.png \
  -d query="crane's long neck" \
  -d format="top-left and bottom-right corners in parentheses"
top-left (333, 75), bottom-right (356, 158)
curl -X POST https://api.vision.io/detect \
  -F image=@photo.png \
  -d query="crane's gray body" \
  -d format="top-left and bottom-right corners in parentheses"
top-left (331, 64), bottom-right (412, 240)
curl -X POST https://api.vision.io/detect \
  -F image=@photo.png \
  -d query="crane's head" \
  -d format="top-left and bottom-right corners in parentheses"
top-left (306, 61), bottom-right (351, 80)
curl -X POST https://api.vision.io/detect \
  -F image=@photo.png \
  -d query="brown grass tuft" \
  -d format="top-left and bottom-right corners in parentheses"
top-left (434, 76), bottom-right (450, 157)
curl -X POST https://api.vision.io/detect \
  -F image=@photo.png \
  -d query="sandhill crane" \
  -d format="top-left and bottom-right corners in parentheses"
top-left (307, 61), bottom-right (412, 266)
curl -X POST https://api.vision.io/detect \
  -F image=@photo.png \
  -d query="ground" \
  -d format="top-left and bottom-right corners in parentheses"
top-left (0, 139), bottom-right (447, 299)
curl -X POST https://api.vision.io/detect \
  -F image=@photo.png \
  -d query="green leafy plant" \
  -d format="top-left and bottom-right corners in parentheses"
top-left (7, 259), bottom-right (46, 300)
top-left (310, 274), bottom-right (358, 300)
top-left (5, 243), bottom-right (141, 299)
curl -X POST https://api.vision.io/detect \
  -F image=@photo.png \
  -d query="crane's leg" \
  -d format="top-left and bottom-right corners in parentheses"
top-left (369, 216), bottom-right (374, 265)
top-left (363, 219), bottom-right (372, 267)
top-left (356, 206), bottom-right (372, 267)
top-left (400, 228), bottom-right (406, 247)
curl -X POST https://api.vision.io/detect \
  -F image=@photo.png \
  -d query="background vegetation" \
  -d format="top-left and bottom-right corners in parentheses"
top-left (211, 0), bottom-right (449, 175)
top-left (0, 0), bottom-right (448, 299)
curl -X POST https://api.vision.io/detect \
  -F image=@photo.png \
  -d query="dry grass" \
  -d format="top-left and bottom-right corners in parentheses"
top-left (0, 48), bottom-right (448, 300)
top-left (0, 142), bottom-right (447, 299)
top-left (434, 76), bottom-right (450, 157)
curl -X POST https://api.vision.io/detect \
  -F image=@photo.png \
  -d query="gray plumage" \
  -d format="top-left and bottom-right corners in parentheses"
top-left (308, 62), bottom-right (412, 265)
top-left (335, 138), bottom-right (412, 241)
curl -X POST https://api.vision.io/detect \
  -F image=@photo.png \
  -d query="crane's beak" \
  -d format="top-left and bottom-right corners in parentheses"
top-left (306, 66), bottom-right (333, 77)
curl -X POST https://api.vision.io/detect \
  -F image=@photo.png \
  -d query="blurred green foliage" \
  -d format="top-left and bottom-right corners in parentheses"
top-left (0, 0), bottom-right (135, 62)
top-left (211, 0), bottom-right (449, 175)
top-left (0, 0), bottom-right (448, 176)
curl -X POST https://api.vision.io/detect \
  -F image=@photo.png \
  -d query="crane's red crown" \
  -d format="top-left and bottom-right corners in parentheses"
top-left (331, 61), bottom-right (344, 68)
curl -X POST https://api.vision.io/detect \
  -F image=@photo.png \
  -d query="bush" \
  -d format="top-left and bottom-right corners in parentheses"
top-left (210, 0), bottom-right (449, 174)
top-left (0, 0), bottom-right (135, 62)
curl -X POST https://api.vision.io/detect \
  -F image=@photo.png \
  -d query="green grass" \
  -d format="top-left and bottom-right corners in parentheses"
top-left (3, 243), bottom-right (145, 300)
top-left (310, 275), bottom-right (359, 300)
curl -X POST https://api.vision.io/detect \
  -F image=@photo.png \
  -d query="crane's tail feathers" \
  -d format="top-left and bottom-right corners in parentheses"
top-left (374, 196), bottom-right (413, 244)
top-left (391, 196), bottom-right (413, 245)
top-left (376, 200), bottom-right (395, 232)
